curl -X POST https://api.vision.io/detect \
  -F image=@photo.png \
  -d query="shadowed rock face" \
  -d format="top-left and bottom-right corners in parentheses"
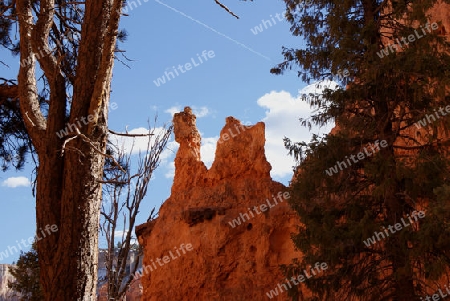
top-left (0, 264), bottom-right (19, 301)
top-left (137, 107), bottom-right (302, 301)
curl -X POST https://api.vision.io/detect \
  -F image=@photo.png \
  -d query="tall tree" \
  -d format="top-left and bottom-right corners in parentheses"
top-left (0, 1), bottom-right (245, 299)
top-left (274, 0), bottom-right (450, 300)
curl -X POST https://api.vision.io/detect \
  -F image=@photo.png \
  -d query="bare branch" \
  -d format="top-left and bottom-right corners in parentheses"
top-left (60, 127), bottom-right (127, 174)
top-left (214, 0), bottom-right (239, 19)
top-left (108, 129), bottom-right (154, 137)
top-left (100, 120), bottom-right (173, 300)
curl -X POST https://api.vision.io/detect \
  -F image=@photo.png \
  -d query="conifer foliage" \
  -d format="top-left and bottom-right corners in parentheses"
top-left (274, 0), bottom-right (450, 300)
top-left (8, 243), bottom-right (42, 301)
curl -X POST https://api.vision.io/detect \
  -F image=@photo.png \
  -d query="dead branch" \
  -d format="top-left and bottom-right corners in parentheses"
top-left (60, 127), bottom-right (127, 174)
top-left (214, 0), bottom-right (239, 19)
top-left (108, 129), bottom-right (154, 137)
top-left (100, 120), bottom-right (172, 300)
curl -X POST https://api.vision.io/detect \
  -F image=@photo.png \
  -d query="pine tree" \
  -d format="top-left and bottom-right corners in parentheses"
top-left (273, 0), bottom-right (450, 300)
top-left (8, 243), bottom-right (43, 301)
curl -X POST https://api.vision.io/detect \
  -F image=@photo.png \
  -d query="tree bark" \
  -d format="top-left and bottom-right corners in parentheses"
top-left (16, 0), bottom-right (123, 299)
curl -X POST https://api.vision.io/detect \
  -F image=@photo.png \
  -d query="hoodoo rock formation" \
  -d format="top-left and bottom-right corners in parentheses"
top-left (136, 107), bottom-right (302, 300)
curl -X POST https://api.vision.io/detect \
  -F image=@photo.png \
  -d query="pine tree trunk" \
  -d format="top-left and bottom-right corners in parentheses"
top-left (384, 163), bottom-right (417, 300)
top-left (15, 0), bottom-right (123, 299)
top-left (378, 105), bottom-right (417, 300)
top-left (36, 141), bottom-right (105, 300)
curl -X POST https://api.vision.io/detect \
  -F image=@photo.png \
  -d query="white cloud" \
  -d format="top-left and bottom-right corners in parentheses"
top-left (298, 79), bottom-right (340, 97)
top-left (161, 141), bottom-right (178, 162)
top-left (199, 136), bottom-right (218, 168)
top-left (112, 231), bottom-right (137, 244)
top-left (256, 82), bottom-right (337, 181)
top-left (194, 106), bottom-right (210, 118)
top-left (162, 141), bottom-right (178, 179)
top-left (162, 137), bottom-right (216, 179)
top-left (114, 230), bottom-right (128, 238)
top-left (164, 105), bottom-right (210, 118)
top-left (164, 106), bottom-right (182, 117)
top-left (164, 161), bottom-right (175, 179)
top-left (1, 176), bottom-right (31, 188)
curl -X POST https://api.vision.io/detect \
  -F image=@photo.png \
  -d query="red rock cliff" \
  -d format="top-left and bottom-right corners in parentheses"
top-left (136, 107), bottom-right (301, 301)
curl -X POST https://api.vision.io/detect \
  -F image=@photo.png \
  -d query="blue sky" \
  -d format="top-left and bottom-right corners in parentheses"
top-left (0, 0), bottom-right (336, 263)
